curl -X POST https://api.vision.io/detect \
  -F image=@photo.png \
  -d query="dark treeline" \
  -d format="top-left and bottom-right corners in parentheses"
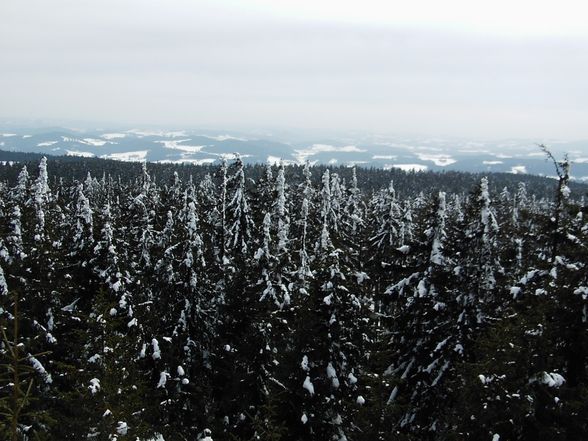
top-left (0, 156), bottom-right (587, 440)
top-left (3, 150), bottom-right (588, 199)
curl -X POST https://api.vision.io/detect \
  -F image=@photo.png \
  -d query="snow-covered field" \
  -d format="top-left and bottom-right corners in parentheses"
top-left (1, 127), bottom-right (587, 178)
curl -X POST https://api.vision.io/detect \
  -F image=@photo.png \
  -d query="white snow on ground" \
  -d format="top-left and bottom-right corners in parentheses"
top-left (156, 158), bottom-right (216, 165)
top-left (101, 133), bottom-right (127, 140)
top-left (385, 163), bottom-right (428, 172)
top-left (61, 136), bottom-right (113, 146)
top-left (293, 144), bottom-right (366, 163)
top-left (372, 155), bottom-right (397, 160)
top-left (37, 141), bottom-right (58, 147)
top-left (510, 165), bottom-right (527, 174)
top-left (216, 153), bottom-right (252, 160)
top-left (82, 138), bottom-right (109, 146)
top-left (22, 135), bottom-right (32, 138)
top-left (66, 150), bottom-right (95, 158)
top-left (127, 129), bottom-right (187, 137)
top-left (573, 157), bottom-right (588, 163)
top-left (154, 139), bottom-right (206, 153)
top-left (267, 155), bottom-right (296, 166)
top-left (347, 161), bottom-right (368, 167)
top-left (483, 160), bottom-right (503, 165)
top-left (1, 133), bottom-right (17, 137)
top-left (101, 150), bottom-right (149, 162)
top-left (201, 134), bottom-right (248, 141)
top-left (416, 153), bottom-right (456, 166)
top-left (328, 159), bottom-right (338, 164)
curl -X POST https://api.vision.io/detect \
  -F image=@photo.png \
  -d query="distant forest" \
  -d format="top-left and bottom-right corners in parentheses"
top-left (0, 155), bottom-right (586, 440)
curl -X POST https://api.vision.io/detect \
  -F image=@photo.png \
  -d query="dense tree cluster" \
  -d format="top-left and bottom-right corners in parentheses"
top-left (0, 156), bottom-right (587, 440)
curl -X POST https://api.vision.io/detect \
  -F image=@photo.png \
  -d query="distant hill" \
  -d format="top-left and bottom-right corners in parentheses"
top-left (1, 127), bottom-right (587, 180)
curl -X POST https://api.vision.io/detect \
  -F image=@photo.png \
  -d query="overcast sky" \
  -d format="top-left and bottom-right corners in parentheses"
top-left (2, 0), bottom-right (588, 138)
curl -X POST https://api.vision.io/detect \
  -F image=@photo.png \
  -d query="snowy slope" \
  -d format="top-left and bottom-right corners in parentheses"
top-left (1, 128), bottom-right (587, 179)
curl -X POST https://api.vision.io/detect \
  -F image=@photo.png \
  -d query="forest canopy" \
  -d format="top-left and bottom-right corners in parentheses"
top-left (0, 156), bottom-right (587, 440)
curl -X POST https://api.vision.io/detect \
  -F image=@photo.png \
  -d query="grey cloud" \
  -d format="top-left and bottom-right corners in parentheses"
top-left (1, 1), bottom-right (587, 139)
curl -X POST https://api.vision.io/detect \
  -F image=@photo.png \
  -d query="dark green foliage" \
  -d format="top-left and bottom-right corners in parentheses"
top-left (0, 155), bottom-right (586, 440)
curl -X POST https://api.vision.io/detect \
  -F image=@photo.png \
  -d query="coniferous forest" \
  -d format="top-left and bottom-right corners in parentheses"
top-left (0, 156), bottom-right (587, 441)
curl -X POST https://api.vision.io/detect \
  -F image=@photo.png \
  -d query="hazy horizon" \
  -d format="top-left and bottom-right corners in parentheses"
top-left (2, 0), bottom-right (588, 141)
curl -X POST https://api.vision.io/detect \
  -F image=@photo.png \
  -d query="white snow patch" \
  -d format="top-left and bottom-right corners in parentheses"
top-left (201, 134), bottom-right (248, 141)
top-left (416, 153), bottom-right (456, 166)
top-left (372, 155), bottom-right (397, 160)
top-left (348, 372), bottom-right (358, 384)
top-left (37, 141), bottom-right (58, 147)
top-left (152, 338), bottom-right (161, 360)
top-left (29, 356), bottom-right (52, 384)
top-left (510, 165), bottom-right (527, 174)
top-left (267, 155), bottom-right (296, 166)
top-left (303, 376), bottom-right (315, 395)
top-left (483, 160), bottom-right (503, 165)
top-left (116, 421), bottom-right (128, 435)
top-left (387, 385), bottom-right (399, 404)
top-left (346, 160), bottom-right (368, 167)
top-left (301, 355), bottom-right (310, 372)
top-left (157, 371), bottom-right (169, 388)
top-left (293, 144), bottom-right (366, 163)
top-left (127, 129), bottom-right (187, 137)
top-left (510, 286), bottom-right (522, 298)
top-left (155, 139), bottom-right (205, 153)
top-left (66, 150), bottom-right (95, 158)
top-left (82, 138), bottom-right (109, 146)
top-left (89, 378), bottom-right (101, 394)
top-left (532, 372), bottom-right (565, 388)
top-left (101, 133), bottom-right (127, 140)
top-left (101, 150), bottom-right (148, 162)
top-left (217, 153), bottom-right (252, 160)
